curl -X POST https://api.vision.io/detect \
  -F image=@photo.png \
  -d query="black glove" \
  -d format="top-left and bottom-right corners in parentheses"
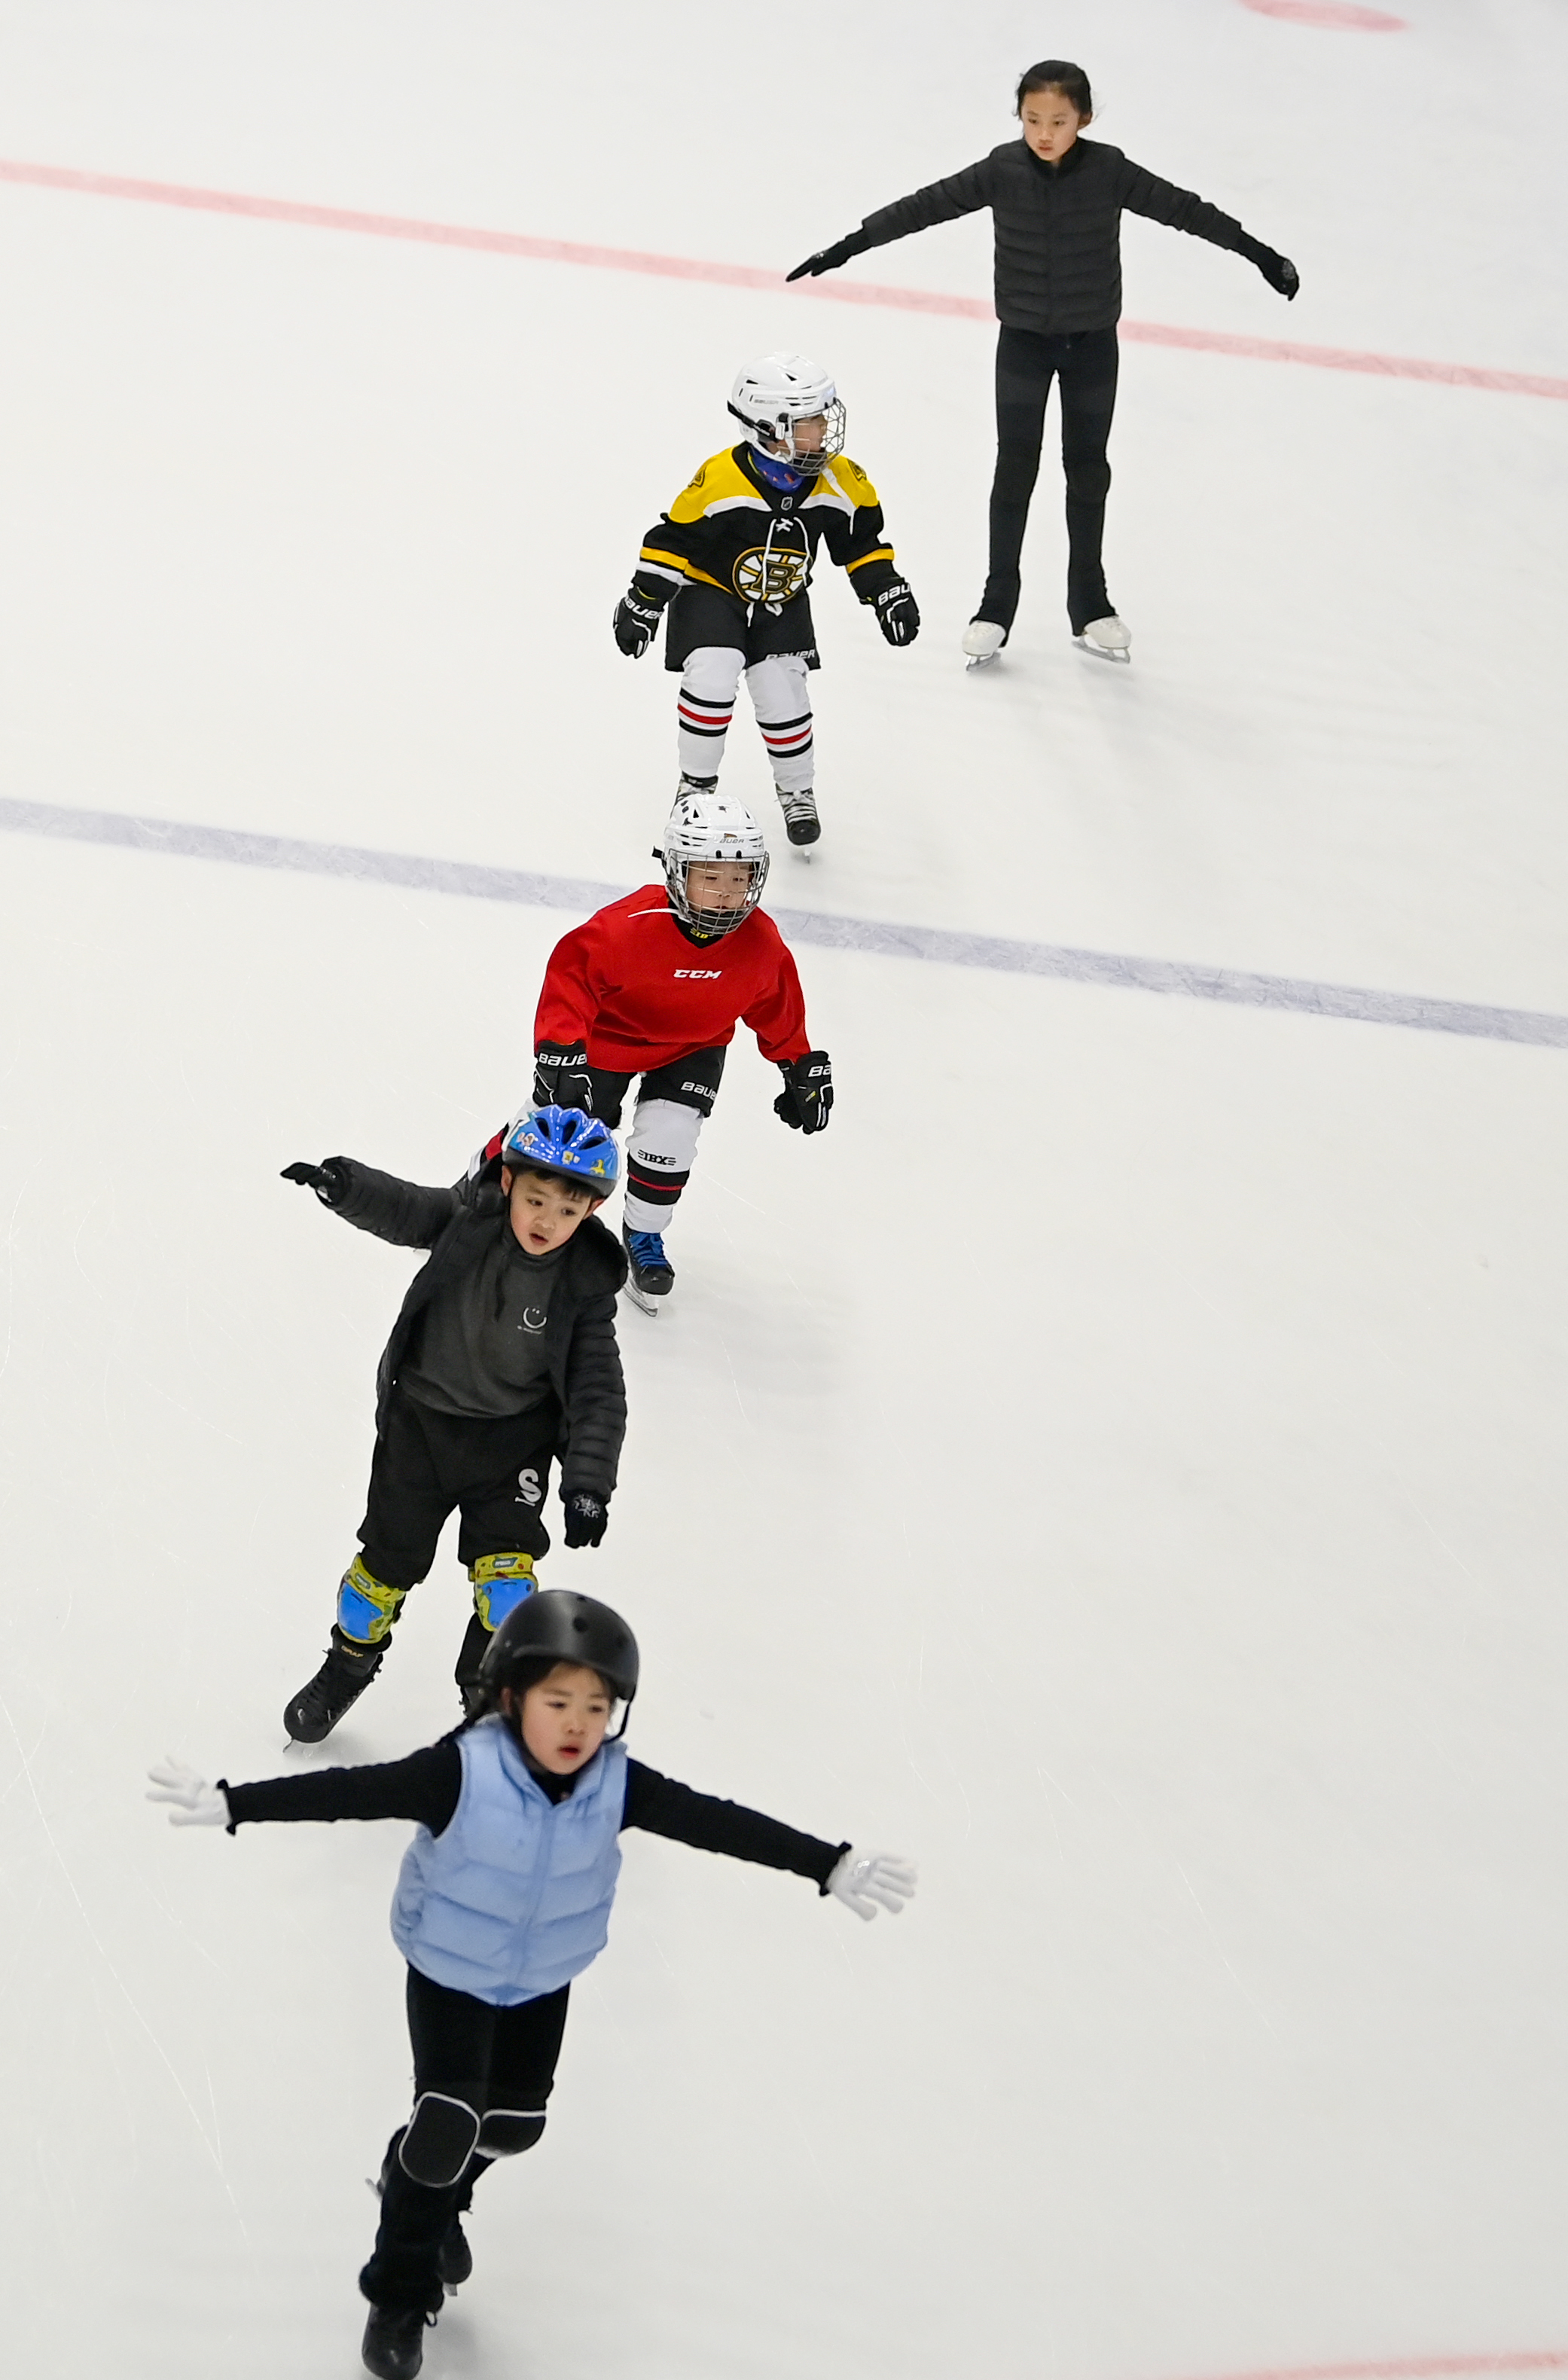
top-left (612, 587), bottom-right (665, 658)
top-left (871, 578), bottom-right (920, 647)
top-left (561, 1491), bottom-right (609, 1549)
top-left (1250, 246), bottom-right (1298, 300)
top-left (532, 1042), bottom-right (593, 1115)
top-left (786, 234), bottom-right (862, 282)
top-left (280, 1158), bottom-right (347, 1207)
top-left (774, 1051), bottom-right (834, 1134)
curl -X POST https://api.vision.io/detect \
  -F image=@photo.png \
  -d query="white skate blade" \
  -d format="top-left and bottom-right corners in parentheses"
top-left (962, 619), bottom-right (1006, 665)
top-left (1075, 615), bottom-right (1131, 664)
top-left (622, 1279), bottom-right (664, 1319)
top-left (965, 650), bottom-right (1001, 672)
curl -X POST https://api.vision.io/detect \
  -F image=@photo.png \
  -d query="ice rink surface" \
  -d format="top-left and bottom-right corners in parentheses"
top-left (2, 3), bottom-right (1567, 2375)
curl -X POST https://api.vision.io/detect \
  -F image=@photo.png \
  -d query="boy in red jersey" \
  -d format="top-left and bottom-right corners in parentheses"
top-left (523, 792), bottom-right (831, 1313)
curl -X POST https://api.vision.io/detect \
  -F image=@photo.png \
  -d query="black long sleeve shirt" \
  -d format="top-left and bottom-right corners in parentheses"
top-left (221, 1740), bottom-right (847, 1890)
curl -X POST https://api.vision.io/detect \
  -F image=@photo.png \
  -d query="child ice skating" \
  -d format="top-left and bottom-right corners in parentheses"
top-left (528, 791), bottom-right (831, 1315)
top-left (277, 1108), bottom-right (626, 1741)
top-left (148, 1590), bottom-right (917, 2380)
top-left (789, 60), bottom-right (1298, 667)
top-left (612, 352), bottom-right (919, 849)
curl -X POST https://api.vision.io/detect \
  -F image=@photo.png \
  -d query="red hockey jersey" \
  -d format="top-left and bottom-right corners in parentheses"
top-left (533, 886), bottom-right (811, 1074)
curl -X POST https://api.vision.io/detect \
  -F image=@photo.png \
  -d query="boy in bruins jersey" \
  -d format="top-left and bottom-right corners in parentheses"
top-left (612, 352), bottom-right (919, 850)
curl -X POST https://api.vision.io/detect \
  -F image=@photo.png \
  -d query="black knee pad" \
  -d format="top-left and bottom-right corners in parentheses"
top-left (477, 2106), bottom-right (546, 2159)
top-left (398, 2092), bottom-right (481, 2187)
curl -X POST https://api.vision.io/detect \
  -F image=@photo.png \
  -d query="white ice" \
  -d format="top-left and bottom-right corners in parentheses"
top-left (2, 5), bottom-right (1566, 2377)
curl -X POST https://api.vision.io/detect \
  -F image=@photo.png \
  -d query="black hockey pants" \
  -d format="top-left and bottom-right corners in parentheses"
top-left (980, 324), bottom-right (1119, 636)
top-left (359, 1387), bottom-right (562, 1591)
top-left (361, 1967), bottom-right (571, 2312)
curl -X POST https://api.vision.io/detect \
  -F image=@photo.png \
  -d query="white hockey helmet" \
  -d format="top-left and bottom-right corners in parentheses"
top-left (660, 791), bottom-right (770, 938)
top-left (728, 352), bottom-right (846, 478)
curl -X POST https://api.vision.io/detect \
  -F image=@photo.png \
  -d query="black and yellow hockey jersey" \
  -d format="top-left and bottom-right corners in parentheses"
top-left (634, 445), bottom-right (900, 615)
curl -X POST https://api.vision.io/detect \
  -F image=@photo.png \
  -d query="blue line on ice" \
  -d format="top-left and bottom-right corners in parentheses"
top-left (4, 794), bottom-right (1565, 1051)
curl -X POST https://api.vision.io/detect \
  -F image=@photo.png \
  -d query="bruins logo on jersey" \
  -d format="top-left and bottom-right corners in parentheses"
top-left (734, 545), bottom-right (810, 603)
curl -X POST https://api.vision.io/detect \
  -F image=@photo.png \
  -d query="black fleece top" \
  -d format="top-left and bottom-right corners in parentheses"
top-left (221, 1740), bottom-right (847, 1890)
top-left (853, 138), bottom-right (1268, 337)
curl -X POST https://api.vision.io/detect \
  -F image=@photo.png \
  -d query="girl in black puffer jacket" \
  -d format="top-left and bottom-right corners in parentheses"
top-left (790, 60), bottom-right (1297, 666)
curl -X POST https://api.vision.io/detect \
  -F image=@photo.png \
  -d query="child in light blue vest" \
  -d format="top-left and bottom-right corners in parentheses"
top-left (150, 1591), bottom-right (917, 2380)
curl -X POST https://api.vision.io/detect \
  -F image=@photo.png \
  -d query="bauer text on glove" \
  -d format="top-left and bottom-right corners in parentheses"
top-left (828, 1848), bottom-right (918, 1921)
top-left (532, 1042), bottom-right (594, 1115)
top-left (562, 1491), bottom-right (609, 1549)
top-left (774, 1051), bottom-right (833, 1134)
top-left (871, 579), bottom-right (920, 647)
top-left (146, 1758), bottom-right (231, 1829)
top-left (612, 586), bottom-right (668, 660)
top-left (281, 1159), bottom-right (347, 1207)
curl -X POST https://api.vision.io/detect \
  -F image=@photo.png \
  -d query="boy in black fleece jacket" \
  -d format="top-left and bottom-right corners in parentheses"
top-left (278, 1106), bottom-right (627, 1744)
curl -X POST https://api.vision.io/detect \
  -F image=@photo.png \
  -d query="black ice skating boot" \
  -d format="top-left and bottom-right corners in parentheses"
top-left (438, 2216), bottom-right (473, 2290)
top-left (776, 786), bottom-right (820, 847)
top-left (361, 2304), bottom-right (434, 2380)
top-left (621, 1225), bottom-right (675, 1317)
top-left (284, 1626), bottom-right (383, 1744)
top-left (453, 1613), bottom-right (491, 1720)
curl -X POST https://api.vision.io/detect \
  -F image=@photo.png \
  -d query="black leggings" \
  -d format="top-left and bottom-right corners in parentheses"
top-left (981, 324), bottom-right (1119, 636)
top-left (361, 1967), bottom-right (571, 2312)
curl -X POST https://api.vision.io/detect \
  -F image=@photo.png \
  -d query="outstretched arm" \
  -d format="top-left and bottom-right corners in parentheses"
top-left (1118, 158), bottom-right (1298, 298)
top-left (148, 1742), bottom-right (462, 1833)
top-left (624, 1763), bottom-right (916, 1918)
top-left (279, 1157), bottom-right (460, 1247)
top-left (789, 157), bottom-right (993, 281)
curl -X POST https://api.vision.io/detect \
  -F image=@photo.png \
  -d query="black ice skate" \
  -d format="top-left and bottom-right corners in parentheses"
top-left (622, 1225), bottom-right (675, 1317)
top-left (438, 2217), bottom-right (473, 2292)
top-left (361, 2304), bottom-right (434, 2380)
top-left (453, 1613), bottom-right (490, 1720)
top-left (283, 1626), bottom-right (383, 1744)
top-left (776, 788), bottom-right (820, 850)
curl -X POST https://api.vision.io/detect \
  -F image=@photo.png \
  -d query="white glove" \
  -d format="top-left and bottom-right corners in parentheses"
top-left (828, 1848), bottom-right (917, 1922)
top-left (146, 1757), bottom-right (230, 1829)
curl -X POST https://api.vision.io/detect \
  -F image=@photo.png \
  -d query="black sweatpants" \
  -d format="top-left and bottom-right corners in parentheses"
top-left (360, 1387), bottom-right (562, 1590)
top-left (981, 323), bottom-right (1120, 636)
top-left (361, 1966), bottom-right (571, 2313)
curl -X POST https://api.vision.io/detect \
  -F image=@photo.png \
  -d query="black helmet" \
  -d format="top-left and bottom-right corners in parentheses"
top-left (477, 1590), bottom-right (639, 1707)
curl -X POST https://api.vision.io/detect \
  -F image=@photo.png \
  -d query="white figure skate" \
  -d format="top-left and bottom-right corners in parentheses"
top-left (962, 620), bottom-right (1008, 671)
top-left (1074, 615), bottom-right (1132, 664)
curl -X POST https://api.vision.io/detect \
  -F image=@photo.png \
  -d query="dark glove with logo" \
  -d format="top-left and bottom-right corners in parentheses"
top-left (1243, 241), bottom-right (1298, 300)
top-left (786, 234), bottom-right (865, 282)
top-left (871, 579), bottom-right (920, 646)
top-left (533, 1042), bottom-right (594, 1115)
top-left (774, 1050), bottom-right (834, 1134)
top-left (280, 1159), bottom-right (347, 1208)
top-left (613, 586), bottom-right (667, 659)
top-left (562, 1491), bottom-right (609, 1549)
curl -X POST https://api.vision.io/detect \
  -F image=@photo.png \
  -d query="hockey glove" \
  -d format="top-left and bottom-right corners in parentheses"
top-left (146, 1758), bottom-right (230, 1829)
top-left (828, 1848), bottom-right (918, 1922)
top-left (786, 234), bottom-right (864, 282)
top-left (281, 1158), bottom-right (348, 1207)
top-left (871, 579), bottom-right (920, 647)
top-left (774, 1050), bottom-right (834, 1134)
top-left (613, 588), bottom-right (666, 659)
top-left (561, 1491), bottom-right (609, 1549)
top-left (532, 1042), bottom-right (594, 1115)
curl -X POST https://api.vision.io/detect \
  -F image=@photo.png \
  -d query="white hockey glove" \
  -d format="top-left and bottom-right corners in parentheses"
top-left (828, 1848), bottom-right (917, 1922)
top-left (146, 1757), bottom-right (230, 1829)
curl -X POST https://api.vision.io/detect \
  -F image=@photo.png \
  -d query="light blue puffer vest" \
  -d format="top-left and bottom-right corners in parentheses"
top-left (390, 1718), bottom-right (627, 2006)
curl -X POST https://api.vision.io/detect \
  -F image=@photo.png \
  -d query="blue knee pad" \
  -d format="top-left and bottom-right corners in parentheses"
top-left (337, 1554), bottom-right (408, 1646)
top-left (468, 1552), bottom-right (535, 1631)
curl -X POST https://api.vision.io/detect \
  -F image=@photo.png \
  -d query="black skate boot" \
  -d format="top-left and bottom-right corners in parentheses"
top-left (453, 1613), bottom-right (491, 1720)
top-left (438, 2217), bottom-right (473, 2291)
top-left (284, 1626), bottom-right (383, 1744)
top-left (361, 2305), bottom-right (434, 2380)
top-left (622, 1225), bottom-right (675, 1317)
top-left (776, 788), bottom-right (820, 847)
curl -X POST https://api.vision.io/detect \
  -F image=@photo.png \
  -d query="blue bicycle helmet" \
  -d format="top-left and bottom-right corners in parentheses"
top-left (501, 1105), bottom-right (619, 1195)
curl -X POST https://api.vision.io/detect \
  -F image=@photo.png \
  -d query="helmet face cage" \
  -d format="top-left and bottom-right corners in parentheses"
top-left (737, 394), bottom-right (846, 478)
top-left (663, 844), bottom-right (770, 938)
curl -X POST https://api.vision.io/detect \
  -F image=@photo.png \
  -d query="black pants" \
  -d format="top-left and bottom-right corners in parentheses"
top-left (361, 1967), bottom-right (571, 2313)
top-left (981, 324), bottom-right (1119, 635)
top-left (360, 1387), bottom-right (562, 1591)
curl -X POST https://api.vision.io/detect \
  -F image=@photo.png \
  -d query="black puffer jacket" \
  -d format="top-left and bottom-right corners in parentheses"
top-left (326, 1158), bottom-right (628, 1499)
top-left (852, 138), bottom-right (1265, 337)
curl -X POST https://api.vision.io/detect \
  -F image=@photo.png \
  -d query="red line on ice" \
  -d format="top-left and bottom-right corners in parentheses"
top-left (1167, 2354), bottom-right (1568, 2380)
top-left (4, 156), bottom-right (1566, 402)
top-left (1240, 0), bottom-right (1407, 27)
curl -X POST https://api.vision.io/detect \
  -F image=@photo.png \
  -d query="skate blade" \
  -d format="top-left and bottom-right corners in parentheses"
top-left (1074, 635), bottom-right (1130, 665)
top-left (622, 1281), bottom-right (665, 1319)
top-left (790, 844), bottom-right (818, 863)
top-left (965, 651), bottom-right (1000, 672)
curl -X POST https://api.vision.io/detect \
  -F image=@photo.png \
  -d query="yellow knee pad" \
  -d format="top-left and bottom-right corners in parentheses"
top-left (337, 1555), bottom-right (409, 1646)
top-left (468, 1552), bottom-right (536, 1631)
